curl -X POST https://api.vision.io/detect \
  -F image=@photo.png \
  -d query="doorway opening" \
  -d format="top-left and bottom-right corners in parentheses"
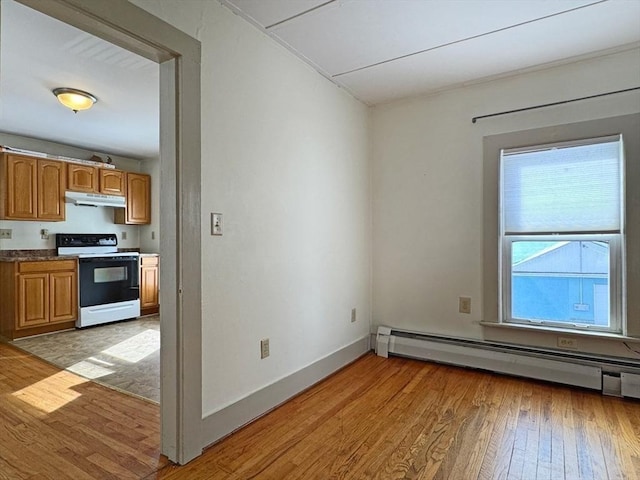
top-left (2, 0), bottom-right (203, 464)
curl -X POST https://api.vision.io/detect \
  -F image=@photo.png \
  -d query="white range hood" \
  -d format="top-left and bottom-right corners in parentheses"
top-left (65, 191), bottom-right (126, 208)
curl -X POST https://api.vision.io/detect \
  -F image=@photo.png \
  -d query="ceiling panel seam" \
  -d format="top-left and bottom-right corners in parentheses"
top-left (265, 0), bottom-right (337, 30)
top-left (332, 0), bottom-right (607, 78)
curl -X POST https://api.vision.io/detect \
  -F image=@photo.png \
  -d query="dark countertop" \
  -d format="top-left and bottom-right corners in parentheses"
top-left (0, 249), bottom-right (146, 262)
top-left (0, 249), bottom-right (60, 262)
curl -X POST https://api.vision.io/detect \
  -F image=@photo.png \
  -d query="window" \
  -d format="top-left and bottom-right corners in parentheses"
top-left (499, 136), bottom-right (624, 333)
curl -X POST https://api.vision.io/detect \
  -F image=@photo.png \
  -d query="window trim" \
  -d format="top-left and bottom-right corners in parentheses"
top-left (498, 135), bottom-right (625, 335)
top-left (482, 113), bottom-right (640, 341)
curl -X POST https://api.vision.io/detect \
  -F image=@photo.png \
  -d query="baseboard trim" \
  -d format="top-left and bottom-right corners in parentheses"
top-left (201, 335), bottom-right (371, 448)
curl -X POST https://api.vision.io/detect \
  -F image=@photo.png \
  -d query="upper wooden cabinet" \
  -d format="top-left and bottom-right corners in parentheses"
top-left (0, 153), bottom-right (65, 221)
top-left (115, 172), bottom-right (151, 225)
top-left (68, 164), bottom-right (126, 196)
top-left (67, 164), bottom-right (98, 192)
top-left (38, 160), bottom-right (66, 220)
top-left (1, 151), bottom-right (148, 224)
top-left (99, 168), bottom-right (125, 195)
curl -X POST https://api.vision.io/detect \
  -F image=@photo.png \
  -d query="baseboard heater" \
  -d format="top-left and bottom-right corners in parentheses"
top-left (376, 326), bottom-right (640, 398)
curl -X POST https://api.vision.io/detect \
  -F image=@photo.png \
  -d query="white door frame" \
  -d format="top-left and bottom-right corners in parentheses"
top-left (13, 0), bottom-right (203, 464)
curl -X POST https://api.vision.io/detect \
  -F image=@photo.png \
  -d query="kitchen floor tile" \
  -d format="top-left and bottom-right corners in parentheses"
top-left (11, 316), bottom-right (159, 403)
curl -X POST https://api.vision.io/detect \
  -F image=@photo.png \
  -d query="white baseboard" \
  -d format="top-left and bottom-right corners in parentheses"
top-left (201, 335), bottom-right (371, 448)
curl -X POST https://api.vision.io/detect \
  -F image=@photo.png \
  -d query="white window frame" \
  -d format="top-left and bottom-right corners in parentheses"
top-left (498, 136), bottom-right (626, 334)
top-left (500, 234), bottom-right (623, 333)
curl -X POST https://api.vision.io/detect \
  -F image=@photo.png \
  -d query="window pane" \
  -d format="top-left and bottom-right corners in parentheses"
top-left (502, 139), bottom-right (621, 233)
top-left (511, 240), bottom-right (609, 326)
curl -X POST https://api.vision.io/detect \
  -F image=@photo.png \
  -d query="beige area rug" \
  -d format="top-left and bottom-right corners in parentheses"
top-left (12, 316), bottom-right (160, 403)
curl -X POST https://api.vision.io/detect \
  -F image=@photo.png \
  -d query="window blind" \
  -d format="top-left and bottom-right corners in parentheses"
top-left (501, 137), bottom-right (622, 234)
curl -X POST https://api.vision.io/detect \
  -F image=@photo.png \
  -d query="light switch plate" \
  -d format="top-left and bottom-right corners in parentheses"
top-left (211, 213), bottom-right (223, 236)
top-left (260, 338), bottom-right (270, 359)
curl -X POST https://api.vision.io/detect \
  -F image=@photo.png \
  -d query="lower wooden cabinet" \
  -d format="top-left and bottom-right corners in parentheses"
top-left (0, 259), bottom-right (78, 340)
top-left (140, 255), bottom-right (159, 316)
top-left (17, 272), bottom-right (49, 329)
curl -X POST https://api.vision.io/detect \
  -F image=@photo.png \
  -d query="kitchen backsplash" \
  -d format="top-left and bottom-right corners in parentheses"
top-left (0, 203), bottom-right (140, 250)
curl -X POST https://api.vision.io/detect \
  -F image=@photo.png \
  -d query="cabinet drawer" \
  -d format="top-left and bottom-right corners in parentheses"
top-left (140, 255), bottom-right (158, 266)
top-left (18, 259), bottom-right (77, 273)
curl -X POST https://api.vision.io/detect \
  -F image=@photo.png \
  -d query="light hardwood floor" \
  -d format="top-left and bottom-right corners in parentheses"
top-left (2, 342), bottom-right (639, 479)
top-left (153, 354), bottom-right (640, 480)
top-left (0, 342), bottom-right (167, 480)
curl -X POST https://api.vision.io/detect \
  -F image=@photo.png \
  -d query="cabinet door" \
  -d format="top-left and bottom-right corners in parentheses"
top-left (99, 169), bottom-right (125, 195)
top-left (124, 173), bottom-right (151, 224)
top-left (17, 273), bottom-right (49, 329)
top-left (38, 160), bottom-right (65, 221)
top-left (50, 270), bottom-right (77, 323)
top-left (5, 154), bottom-right (37, 219)
top-left (67, 164), bottom-right (98, 192)
top-left (140, 264), bottom-right (159, 309)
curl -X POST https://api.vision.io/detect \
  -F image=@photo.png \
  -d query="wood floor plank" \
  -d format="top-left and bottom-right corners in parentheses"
top-left (478, 377), bottom-right (524, 480)
top-left (310, 363), bottom-right (442, 480)
top-left (573, 393), bottom-right (597, 480)
top-left (0, 342), bottom-right (167, 480)
top-left (549, 388), bottom-right (568, 480)
top-left (4, 343), bottom-right (640, 480)
top-left (365, 366), bottom-right (451, 479)
top-left (535, 385), bottom-right (553, 480)
top-left (561, 390), bottom-right (581, 480)
top-left (609, 399), bottom-right (640, 480)
top-left (150, 354), bottom-right (640, 480)
top-left (584, 393), bottom-right (623, 480)
top-left (410, 369), bottom-right (479, 478)
top-left (432, 373), bottom-right (509, 479)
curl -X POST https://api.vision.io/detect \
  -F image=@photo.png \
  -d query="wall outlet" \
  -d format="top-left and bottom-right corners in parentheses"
top-left (0, 229), bottom-right (12, 239)
top-left (557, 337), bottom-right (578, 349)
top-left (260, 338), bottom-right (270, 359)
top-left (40, 229), bottom-right (49, 240)
top-left (121, 231), bottom-right (127, 240)
top-left (351, 307), bottom-right (356, 323)
top-left (151, 231), bottom-right (156, 240)
top-left (459, 296), bottom-right (471, 314)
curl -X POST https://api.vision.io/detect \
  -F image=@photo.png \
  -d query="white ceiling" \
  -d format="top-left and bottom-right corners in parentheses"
top-left (0, 1), bottom-right (638, 159)
top-left (0, 0), bottom-right (159, 159)
top-left (222, 0), bottom-right (640, 105)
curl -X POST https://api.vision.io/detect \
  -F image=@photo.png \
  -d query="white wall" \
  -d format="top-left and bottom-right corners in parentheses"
top-left (372, 48), bottom-right (640, 358)
top-left (0, 132), bottom-right (142, 250)
top-left (130, 0), bottom-right (371, 417)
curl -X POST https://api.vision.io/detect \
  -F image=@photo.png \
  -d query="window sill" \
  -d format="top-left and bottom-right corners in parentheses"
top-left (479, 321), bottom-right (640, 343)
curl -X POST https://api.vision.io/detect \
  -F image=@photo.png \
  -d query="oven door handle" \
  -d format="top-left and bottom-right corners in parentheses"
top-left (80, 257), bottom-right (139, 263)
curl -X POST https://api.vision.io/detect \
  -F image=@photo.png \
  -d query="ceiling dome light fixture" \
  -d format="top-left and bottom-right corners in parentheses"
top-left (52, 87), bottom-right (97, 113)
